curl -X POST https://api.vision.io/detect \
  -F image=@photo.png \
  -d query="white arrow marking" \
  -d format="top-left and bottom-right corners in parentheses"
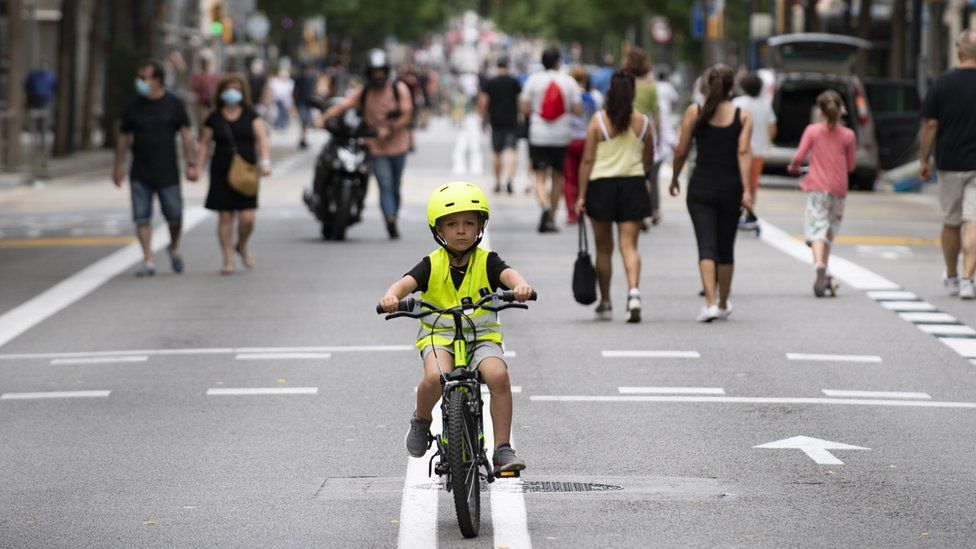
top-left (754, 436), bottom-right (870, 465)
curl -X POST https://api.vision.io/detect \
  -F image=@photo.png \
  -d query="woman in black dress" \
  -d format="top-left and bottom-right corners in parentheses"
top-left (197, 74), bottom-right (271, 274)
top-left (669, 65), bottom-right (753, 322)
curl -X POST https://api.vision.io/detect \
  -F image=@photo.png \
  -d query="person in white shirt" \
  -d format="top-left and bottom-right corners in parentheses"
top-left (732, 72), bottom-right (777, 226)
top-left (519, 48), bottom-right (583, 233)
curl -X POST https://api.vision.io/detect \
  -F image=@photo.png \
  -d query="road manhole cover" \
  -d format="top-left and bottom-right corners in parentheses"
top-left (521, 481), bottom-right (623, 493)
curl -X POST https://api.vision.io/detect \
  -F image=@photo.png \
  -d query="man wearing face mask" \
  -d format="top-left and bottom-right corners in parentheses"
top-left (317, 48), bottom-right (413, 239)
top-left (114, 59), bottom-right (198, 277)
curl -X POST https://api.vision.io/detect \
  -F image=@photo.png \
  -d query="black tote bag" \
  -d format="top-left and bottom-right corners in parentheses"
top-left (572, 216), bottom-right (598, 305)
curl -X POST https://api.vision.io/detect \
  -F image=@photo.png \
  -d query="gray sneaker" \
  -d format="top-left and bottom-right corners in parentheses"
top-left (405, 415), bottom-right (432, 458)
top-left (492, 444), bottom-right (526, 472)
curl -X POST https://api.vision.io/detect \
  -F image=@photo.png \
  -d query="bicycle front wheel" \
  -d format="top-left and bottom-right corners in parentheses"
top-left (447, 388), bottom-right (481, 538)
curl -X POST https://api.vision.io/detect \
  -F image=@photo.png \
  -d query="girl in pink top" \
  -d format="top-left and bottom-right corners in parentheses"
top-left (788, 90), bottom-right (856, 297)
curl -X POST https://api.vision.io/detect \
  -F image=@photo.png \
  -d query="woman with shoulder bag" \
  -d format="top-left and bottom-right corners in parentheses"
top-left (197, 74), bottom-right (271, 275)
top-left (575, 70), bottom-right (655, 323)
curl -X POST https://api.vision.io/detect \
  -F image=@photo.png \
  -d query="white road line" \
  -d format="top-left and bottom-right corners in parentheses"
top-left (235, 345), bottom-right (413, 353)
top-left (602, 350), bottom-right (701, 359)
top-left (786, 353), bottom-right (883, 363)
top-left (415, 386), bottom-right (522, 394)
top-left (939, 338), bottom-right (976, 358)
top-left (880, 301), bottom-right (937, 312)
top-left (916, 324), bottom-right (976, 336)
top-left (482, 393), bottom-right (532, 549)
top-left (0, 345), bottom-right (413, 361)
top-left (398, 401), bottom-right (439, 548)
top-left (49, 356), bottom-right (148, 365)
top-left (619, 387), bottom-right (726, 395)
top-left (1, 390), bottom-right (111, 400)
top-left (899, 312), bottom-right (959, 324)
top-left (503, 350), bottom-right (517, 358)
top-left (865, 290), bottom-right (919, 301)
top-left (234, 353), bottom-right (332, 360)
top-left (529, 395), bottom-right (976, 409)
top-left (757, 219), bottom-right (900, 290)
top-left (821, 389), bottom-right (931, 400)
top-left (205, 387), bottom-right (319, 396)
top-left (0, 207), bottom-right (208, 350)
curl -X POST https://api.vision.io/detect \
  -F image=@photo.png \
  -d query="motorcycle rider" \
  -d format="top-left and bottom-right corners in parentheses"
top-left (317, 49), bottom-right (413, 239)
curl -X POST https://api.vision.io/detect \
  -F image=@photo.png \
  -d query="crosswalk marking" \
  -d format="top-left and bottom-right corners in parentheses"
top-left (879, 301), bottom-right (937, 312)
top-left (529, 395), bottom-right (976, 409)
top-left (898, 312), bottom-right (958, 324)
top-left (916, 324), bottom-right (976, 336)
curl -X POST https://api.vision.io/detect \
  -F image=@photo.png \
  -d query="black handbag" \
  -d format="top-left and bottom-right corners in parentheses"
top-left (572, 216), bottom-right (598, 305)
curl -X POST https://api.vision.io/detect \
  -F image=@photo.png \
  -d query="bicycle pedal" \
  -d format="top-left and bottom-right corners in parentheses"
top-left (495, 470), bottom-right (521, 478)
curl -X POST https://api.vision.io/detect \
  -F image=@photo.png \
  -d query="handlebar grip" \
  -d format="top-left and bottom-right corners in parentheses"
top-left (499, 290), bottom-right (538, 302)
top-left (376, 297), bottom-right (417, 315)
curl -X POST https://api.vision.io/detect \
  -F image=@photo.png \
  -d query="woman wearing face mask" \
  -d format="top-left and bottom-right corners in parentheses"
top-left (197, 74), bottom-right (272, 275)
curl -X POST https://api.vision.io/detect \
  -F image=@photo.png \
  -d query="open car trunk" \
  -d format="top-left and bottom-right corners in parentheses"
top-left (772, 80), bottom-right (859, 148)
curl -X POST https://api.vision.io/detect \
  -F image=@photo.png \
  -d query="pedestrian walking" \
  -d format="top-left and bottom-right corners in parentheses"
top-left (732, 72), bottom-right (777, 230)
top-left (293, 62), bottom-right (319, 149)
top-left (479, 57), bottom-right (522, 194)
top-left (451, 70), bottom-right (484, 175)
top-left (189, 55), bottom-right (218, 129)
top-left (787, 90), bottom-right (856, 297)
top-left (622, 47), bottom-right (662, 228)
top-left (269, 68), bottom-right (294, 130)
top-left (669, 64), bottom-right (754, 322)
top-left (564, 66), bottom-right (603, 224)
top-left (247, 58), bottom-right (271, 122)
top-left (317, 48), bottom-right (413, 239)
top-left (196, 74), bottom-right (272, 275)
top-left (520, 47), bottom-right (583, 233)
top-left (920, 29), bottom-right (976, 299)
top-left (575, 70), bottom-right (654, 323)
top-left (113, 59), bottom-right (198, 277)
top-left (24, 58), bottom-right (57, 109)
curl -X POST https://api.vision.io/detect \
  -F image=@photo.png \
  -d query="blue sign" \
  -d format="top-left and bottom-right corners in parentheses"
top-left (691, 2), bottom-right (706, 41)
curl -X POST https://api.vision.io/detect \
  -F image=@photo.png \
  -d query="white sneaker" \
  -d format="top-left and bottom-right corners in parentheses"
top-left (944, 273), bottom-right (961, 296)
top-left (697, 305), bottom-right (720, 323)
top-left (717, 301), bottom-right (732, 320)
top-left (960, 279), bottom-right (975, 300)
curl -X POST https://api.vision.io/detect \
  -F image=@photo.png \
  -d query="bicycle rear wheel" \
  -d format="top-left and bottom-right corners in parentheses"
top-left (447, 388), bottom-right (481, 538)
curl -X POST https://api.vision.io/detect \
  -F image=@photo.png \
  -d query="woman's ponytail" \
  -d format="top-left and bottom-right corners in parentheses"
top-left (695, 64), bottom-right (735, 134)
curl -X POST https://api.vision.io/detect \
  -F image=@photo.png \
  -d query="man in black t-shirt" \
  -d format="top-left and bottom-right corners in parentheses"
top-left (920, 30), bottom-right (976, 297)
top-left (479, 57), bottom-right (522, 194)
top-left (113, 59), bottom-right (197, 277)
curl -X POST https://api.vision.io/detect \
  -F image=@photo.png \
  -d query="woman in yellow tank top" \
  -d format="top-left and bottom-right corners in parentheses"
top-left (575, 70), bottom-right (656, 323)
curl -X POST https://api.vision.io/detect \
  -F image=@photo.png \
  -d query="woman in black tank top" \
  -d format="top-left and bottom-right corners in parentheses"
top-left (669, 65), bottom-right (754, 322)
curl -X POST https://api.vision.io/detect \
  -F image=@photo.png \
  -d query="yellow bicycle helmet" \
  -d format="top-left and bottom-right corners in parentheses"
top-left (426, 182), bottom-right (490, 255)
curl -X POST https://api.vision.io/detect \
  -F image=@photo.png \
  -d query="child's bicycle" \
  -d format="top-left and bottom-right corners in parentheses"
top-left (376, 289), bottom-right (536, 538)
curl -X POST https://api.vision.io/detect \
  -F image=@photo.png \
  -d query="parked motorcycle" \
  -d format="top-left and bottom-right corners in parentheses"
top-left (303, 104), bottom-right (376, 241)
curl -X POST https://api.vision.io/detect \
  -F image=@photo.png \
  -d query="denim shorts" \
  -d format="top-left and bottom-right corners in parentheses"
top-left (131, 180), bottom-right (182, 224)
top-left (420, 341), bottom-right (506, 369)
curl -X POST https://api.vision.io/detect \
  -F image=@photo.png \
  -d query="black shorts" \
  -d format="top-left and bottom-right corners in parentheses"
top-left (585, 176), bottom-right (652, 222)
top-left (529, 145), bottom-right (568, 172)
top-left (491, 127), bottom-right (519, 153)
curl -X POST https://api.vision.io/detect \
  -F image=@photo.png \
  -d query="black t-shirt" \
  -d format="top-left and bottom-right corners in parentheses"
top-left (482, 75), bottom-right (521, 129)
top-left (920, 68), bottom-right (976, 171)
top-left (406, 252), bottom-right (510, 292)
top-left (119, 93), bottom-right (190, 188)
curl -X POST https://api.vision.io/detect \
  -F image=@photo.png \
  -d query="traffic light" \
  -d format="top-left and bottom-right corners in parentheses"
top-left (209, 2), bottom-right (225, 37)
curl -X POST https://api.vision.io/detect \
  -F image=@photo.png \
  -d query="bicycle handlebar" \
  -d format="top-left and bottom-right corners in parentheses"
top-left (375, 290), bottom-right (537, 318)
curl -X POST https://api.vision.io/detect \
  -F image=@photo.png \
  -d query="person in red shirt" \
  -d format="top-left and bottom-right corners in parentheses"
top-left (788, 90), bottom-right (856, 297)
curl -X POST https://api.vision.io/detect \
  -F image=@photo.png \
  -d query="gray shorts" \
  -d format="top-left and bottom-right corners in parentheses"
top-left (420, 341), bottom-right (506, 368)
top-left (939, 170), bottom-right (976, 226)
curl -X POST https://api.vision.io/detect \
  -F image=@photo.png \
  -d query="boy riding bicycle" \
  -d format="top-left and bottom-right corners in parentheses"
top-left (377, 182), bottom-right (533, 471)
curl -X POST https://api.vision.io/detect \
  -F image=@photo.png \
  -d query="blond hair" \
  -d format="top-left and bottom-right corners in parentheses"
top-left (958, 29), bottom-right (976, 61)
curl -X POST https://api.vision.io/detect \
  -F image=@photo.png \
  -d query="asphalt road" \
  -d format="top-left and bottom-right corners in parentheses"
top-left (1, 119), bottom-right (974, 548)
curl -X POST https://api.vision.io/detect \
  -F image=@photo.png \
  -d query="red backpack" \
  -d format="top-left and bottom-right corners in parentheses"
top-left (539, 79), bottom-right (565, 121)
